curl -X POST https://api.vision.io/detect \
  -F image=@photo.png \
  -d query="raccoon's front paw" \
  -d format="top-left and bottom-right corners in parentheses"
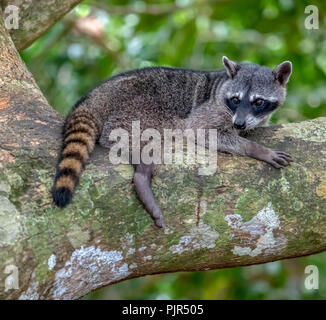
top-left (265, 150), bottom-right (293, 169)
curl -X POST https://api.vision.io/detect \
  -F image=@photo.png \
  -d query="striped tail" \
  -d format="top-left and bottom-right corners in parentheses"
top-left (52, 104), bottom-right (101, 208)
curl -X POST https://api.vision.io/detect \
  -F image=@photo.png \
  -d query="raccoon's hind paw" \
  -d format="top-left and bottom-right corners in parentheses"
top-left (154, 215), bottom-right (166, 229)
top-left (52, 187), bottom-right (73, 208)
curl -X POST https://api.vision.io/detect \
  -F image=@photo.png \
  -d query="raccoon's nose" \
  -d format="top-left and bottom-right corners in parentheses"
top-left (233, 120), bottom-right (246, 130)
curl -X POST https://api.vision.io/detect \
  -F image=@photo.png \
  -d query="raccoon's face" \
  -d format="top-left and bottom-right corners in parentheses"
top-left (220, 56), bottom-right (292, 130)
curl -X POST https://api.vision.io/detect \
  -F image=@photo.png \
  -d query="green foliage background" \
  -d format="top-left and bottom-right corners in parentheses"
top-left (21, 0), bottom-right (326, 299)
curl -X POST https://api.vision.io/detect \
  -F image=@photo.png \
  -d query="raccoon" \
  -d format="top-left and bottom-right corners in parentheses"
top-left (52, 56), bottom-right (292, 228)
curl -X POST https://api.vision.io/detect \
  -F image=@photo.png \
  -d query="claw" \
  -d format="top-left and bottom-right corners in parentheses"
top-left (270, 160), bottom-right (283, 169)
top-left (273, 157), bottom-right (288, 166)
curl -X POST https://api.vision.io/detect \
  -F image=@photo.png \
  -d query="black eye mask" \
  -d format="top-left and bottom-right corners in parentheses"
top-left (251, 100), bottom-right (279, 117)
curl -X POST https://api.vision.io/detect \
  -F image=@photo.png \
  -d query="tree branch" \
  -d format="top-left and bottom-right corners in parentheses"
top-left (1, 0), bottom-right (83, 51)
top-left (1, 5), bottom-right (326, 300)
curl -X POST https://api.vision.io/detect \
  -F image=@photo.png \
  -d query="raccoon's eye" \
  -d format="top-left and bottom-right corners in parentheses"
top-left (231, 97), bottom-right (240, 105)
top-left (254, 99), bottom-right (264, 107)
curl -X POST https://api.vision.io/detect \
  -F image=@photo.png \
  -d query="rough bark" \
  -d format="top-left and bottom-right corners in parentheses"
top-left (1, 0), bottom-right (83, 51)
top-left (1, 3), bottom-right (326, 300)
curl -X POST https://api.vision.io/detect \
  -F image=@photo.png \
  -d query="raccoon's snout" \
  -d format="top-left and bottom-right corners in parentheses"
top-left (233, 119), bottom-right (246, 130)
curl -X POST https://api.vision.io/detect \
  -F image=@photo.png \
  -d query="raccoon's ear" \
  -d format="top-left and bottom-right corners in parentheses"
top-left (222, 56), bottom-right (240, 79)
top-left (273, 61), bottom-right (292, 86)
